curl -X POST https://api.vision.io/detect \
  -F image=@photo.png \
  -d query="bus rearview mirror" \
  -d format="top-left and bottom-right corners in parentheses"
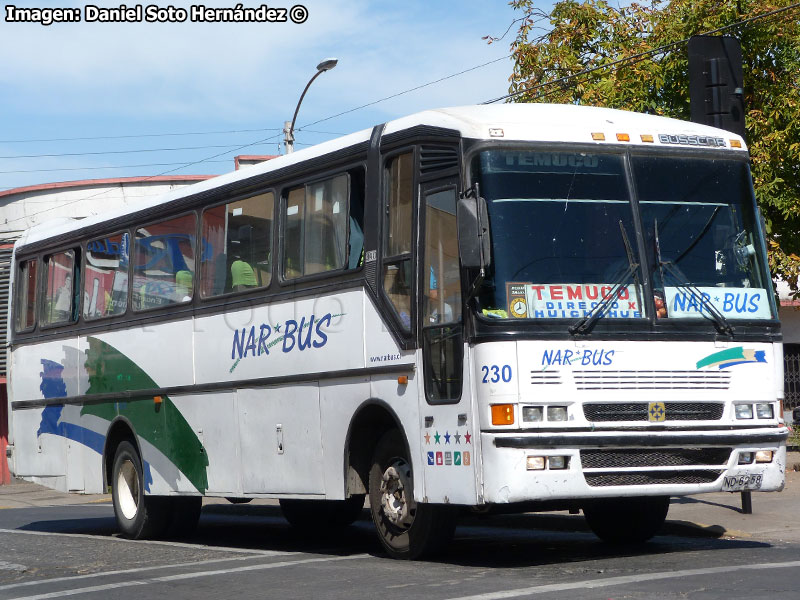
top-left (457, 193), bottom-right (491, 270)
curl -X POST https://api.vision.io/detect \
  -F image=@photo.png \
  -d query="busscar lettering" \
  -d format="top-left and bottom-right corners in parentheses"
top-left (5, 5), bottom-right (81, 25)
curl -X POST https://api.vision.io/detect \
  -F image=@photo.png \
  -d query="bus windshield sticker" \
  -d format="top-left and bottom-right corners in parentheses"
top-left (665, 287), bottom-right (771, 319)
top-left (507, 283), bottom-right (642, 319)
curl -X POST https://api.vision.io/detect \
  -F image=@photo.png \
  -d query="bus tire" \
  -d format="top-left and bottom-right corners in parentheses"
top-left (368, 429), bottom-right (456, 559)
top-left (166, 496), bottom-right (202, 538)
top-left (583, 496), bottom-right (670, 544)
top-left (280, 495), bottom-right (365, 530)
top-left (111, 441), bottom-right (169, 539)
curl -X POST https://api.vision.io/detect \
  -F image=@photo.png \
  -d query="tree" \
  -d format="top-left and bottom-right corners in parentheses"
top-left (493, 0), bottom-right (800, 291)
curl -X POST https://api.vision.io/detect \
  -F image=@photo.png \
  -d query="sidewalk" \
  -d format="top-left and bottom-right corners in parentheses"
top-left (2, 452), bottom-right (799, 542)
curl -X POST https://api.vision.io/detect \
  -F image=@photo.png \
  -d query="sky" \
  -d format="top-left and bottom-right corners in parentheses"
top-left (0, 0), bottom-right (523, 193)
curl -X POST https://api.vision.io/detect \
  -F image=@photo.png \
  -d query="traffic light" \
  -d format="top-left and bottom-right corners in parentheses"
top-left (688, 35), bottom-right (746, 140)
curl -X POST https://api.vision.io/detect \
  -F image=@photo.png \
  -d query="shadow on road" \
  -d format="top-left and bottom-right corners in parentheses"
top-left (13, 503), bottom-right (773, 568)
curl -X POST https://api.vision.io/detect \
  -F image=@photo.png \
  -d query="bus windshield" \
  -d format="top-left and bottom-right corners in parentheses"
top-left (471, 149), bottom-right (774, 323)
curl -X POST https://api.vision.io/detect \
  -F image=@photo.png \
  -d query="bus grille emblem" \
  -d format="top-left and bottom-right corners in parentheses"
top-left (648, 402), bottom-right (666, 422)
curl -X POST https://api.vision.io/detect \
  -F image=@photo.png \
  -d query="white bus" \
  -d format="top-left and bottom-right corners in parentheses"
top-left (6, 104), bottom-right (788, 558)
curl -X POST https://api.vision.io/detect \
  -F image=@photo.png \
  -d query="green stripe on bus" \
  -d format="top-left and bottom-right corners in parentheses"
top-left (81, 337), bottom-right (209, 493)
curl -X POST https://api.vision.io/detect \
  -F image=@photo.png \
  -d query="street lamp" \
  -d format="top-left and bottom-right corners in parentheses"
top-left (284, 58), bottom-right (339, 153)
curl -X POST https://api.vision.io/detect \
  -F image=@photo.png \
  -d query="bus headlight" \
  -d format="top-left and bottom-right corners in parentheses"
top-left (526, 456), bottom-right (546, 470)
top-left (755, 403), bottom-right (774, 419)
top-left (522, 406), bottom-right (544, 422)
top-left (735, 404), bottom-right (753, 419)
top-left (755, 450), bottom-right (774, 463)
top-left (738, 451), bottom-right (754, 464)
top-left (547, 406), bottom-right (568, 422)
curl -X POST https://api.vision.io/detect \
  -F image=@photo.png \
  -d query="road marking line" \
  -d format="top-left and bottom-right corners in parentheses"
top-left (5, 554), bottom-right (369, 600)
top-left (0, 528), bottom-right (283, 555)
top-left (0, 555), bottom-right (272, 592)
top-left (445, 559), bottom-right (800, 600)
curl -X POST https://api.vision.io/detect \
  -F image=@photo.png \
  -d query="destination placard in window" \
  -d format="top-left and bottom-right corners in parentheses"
top-left (506, 283), bottom-right (643, 319)
top-left (664, 287), bottom-right (771, 319)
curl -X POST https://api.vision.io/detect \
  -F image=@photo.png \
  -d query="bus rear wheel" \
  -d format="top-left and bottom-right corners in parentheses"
top-left (111, 441), bottom-right (169, 539)
top-left (583, 496), bottom-right (670, 544)
top-left (368, 430), bottom-right (456, 559)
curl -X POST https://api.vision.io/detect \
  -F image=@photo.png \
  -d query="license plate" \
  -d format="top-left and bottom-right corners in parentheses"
top-left (722, 473), bottom-right (763, 491)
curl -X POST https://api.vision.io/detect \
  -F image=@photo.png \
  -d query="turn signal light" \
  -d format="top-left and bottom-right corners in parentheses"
top-left (491, 404), bottom-right (515, 425)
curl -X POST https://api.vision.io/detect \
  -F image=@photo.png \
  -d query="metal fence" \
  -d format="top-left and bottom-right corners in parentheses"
top-left (784, 344), bottom-right (800, 412)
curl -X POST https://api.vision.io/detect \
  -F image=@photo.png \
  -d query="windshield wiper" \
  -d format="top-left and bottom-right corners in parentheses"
top-left (654, 220), bottom-right (734, 337)
top-left (569, 221), bottom-right (638, 336)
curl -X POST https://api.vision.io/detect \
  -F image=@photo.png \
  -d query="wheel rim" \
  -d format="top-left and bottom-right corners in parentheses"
top-left (117, 459), bottom-right (140, 521)
top-left (379, 459), bottom-right (416, 531)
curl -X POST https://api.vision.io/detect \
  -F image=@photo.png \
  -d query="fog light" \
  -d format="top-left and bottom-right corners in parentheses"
top-left (735, 404), bottom-right (753, 419)
top-left (755, 450), bottom-right (774, 463)
top-left (527, 456), bottom-right (546, 470)
top-left (547, 406), bottom-right (568, 421)
top-left (548, 456), bottom-right (568, 470)
top-left (756, 403), bottom-right (774, 419)
top-left (522, 406), bottom-right (544, 422)
top-left (738, 451), bottom-right (754, 464)
top-left (491, 404), bottom-right (515, 425)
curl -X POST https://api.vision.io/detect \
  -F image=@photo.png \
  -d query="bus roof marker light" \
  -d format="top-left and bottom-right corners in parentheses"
top-left (489, 128), bottom-right (504, 137)
top-left (616, 133), bottom-right (630, 142)
top-left (730, 139), bottom-right (742, 148)
top-left (591, 132), bottom-right (605, 141)
top-left (641, 134), bottom-right (654, 143)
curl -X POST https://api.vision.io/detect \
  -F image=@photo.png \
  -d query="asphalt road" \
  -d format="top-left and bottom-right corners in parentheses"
top-left (1, 503), bottom-right (799, 600)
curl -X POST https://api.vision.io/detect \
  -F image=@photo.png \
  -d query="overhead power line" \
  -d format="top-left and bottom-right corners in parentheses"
top-left (0, 128), bottom-right (345, 145)
top-left (2, 52), bottom-right (511, 224)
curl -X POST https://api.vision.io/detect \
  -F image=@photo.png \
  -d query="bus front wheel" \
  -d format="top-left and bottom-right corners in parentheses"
top-left (111, 441), bottom-right (169, 539)
top-left (583, 496), bottom-right (670, 544)
top-left (368, 430), bottom-right (456, 559)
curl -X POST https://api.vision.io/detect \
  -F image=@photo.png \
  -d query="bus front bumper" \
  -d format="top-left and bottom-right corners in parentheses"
top-left (481, 427), bottom-right (789, 504)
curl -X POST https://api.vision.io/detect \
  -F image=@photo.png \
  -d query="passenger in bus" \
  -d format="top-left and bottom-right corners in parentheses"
top-left (53, 274), bottom-right (72, 321)
top-left (427, 265), bottom-right (453, 323)
top-left (175, 269), bottom-right (193, 301)
top-left (231, 256), bottom-right (258, 291)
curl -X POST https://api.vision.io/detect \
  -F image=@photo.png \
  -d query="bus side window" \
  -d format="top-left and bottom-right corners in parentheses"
top-left (283, 174), bottom-right (349, 280)
top-left (200, 191), bottom-right (274, 297)
top-left (41, 250), bottom-right (78, 326)
top-left (133, 214), bottom-right (196, 311)
top-left (382, 152), bottom-right (414, 330)
top-left (15, 258), bottom-right (38, 331)
top-left (84, 233), bottom-right (129, 319)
